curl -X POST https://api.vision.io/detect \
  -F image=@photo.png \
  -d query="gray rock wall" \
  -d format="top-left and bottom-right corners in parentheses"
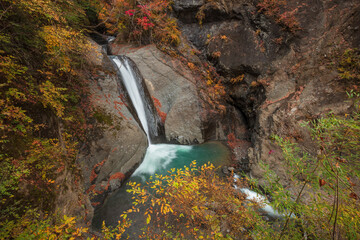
top-left (173, 0), bottom-right (360, 185)
top-left (111, 44), bottom-right (204, 144)
top-left (77, 42), bottom-right (148, 209)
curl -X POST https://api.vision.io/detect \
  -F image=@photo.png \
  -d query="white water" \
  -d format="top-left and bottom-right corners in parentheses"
top-left (234, 174), bottom-right (294, 219)
top-left (111, 56), bottom-right (195, 179)
top-left (111, 56), bottom-right (151, 143)
top-left (111, 55), bottom-right (280, 217)
top-left (95, 55), bottom-right (288, 231)
top-left (133, 144), bottom-right (193, 180)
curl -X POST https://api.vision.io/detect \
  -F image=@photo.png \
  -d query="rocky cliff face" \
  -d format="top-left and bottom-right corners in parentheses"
top-left (110, 44), bottom-right (206, 144)
top-left (173, 0), bottom-right (360, 185)
top-left (76, 42), bottom-right (148, 219)
top-left (79, 0), bottom-right (359, 224)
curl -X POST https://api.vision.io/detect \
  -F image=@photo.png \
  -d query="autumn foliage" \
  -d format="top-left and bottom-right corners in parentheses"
top-left (0, 0), bottom-right (95, 237)
top-left (152, 96), bottom-right (167, 123)
top-left (99, 0), bottom-right (180, 46)
top-left (257, 0), bottom-right (302, 32)
top-left (338, 48), bottom-right (360, 81)
top-left (116, 161), bottom-right (262, 239)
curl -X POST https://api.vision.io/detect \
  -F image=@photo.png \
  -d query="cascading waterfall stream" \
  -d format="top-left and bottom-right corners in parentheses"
top-left (110, 56), bottom-right (151, 143)
top-left (109, 55), bottom-right (196, 179)
top-left (93, 53), bottom-right (280, 231)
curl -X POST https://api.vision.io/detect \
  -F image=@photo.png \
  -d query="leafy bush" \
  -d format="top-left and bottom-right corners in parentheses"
top-left (257, 0), bottom-right (302, 33)
top-left (0, 0), bottom-right (95, 236)
top-left (257, 93), bottom-right (360, 239)
top-left (103, 92), bottom-right (360, 239)
top-left (338, 48), bottom-right (360, 81)
top-left (99, 0), bottom-right (180, 46)
top-left (108, 161), bottom-right (265, 239)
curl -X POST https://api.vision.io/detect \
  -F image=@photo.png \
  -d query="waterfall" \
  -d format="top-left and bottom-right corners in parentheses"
top-left (110, 56), bottom-right (151, 143)
top-left (109, 55), bottom-right (165, 144)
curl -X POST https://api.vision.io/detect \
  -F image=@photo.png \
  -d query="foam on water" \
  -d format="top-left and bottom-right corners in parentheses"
top-left (233, 174), bottom-right (291, 219)
top-left (133, 144), bottom-right (193, 178)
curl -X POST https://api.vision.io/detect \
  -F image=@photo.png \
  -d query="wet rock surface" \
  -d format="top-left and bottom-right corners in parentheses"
top-left (77, 42), bottom-right (148, 210)
top-left (80, 0), bottom-right (360, 226)
top-left (110, 44), bottom-right (204, 144)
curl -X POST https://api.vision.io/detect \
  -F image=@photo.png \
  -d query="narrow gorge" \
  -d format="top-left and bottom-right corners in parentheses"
top-left (1, 0), bottom-right (359, 239)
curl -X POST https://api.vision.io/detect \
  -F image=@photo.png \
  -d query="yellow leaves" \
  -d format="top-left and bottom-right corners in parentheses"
top-left (18, 0), bottom-right (62, 22)
top-left (34, 215), bottom-right (89, 239)
top-left (124, 161), bottom-right (255, 238)
top-left (230, 74), bottom-right (244, 84)
top-left (146, 214), bottom-right (151, 224)
top-left (40, 25), bottom-right (92, 75)
top-left (39, 80), bottom-right (67, 117)
top-left (0, 55), bottom-right (27, 82)
top-left (155, 17), bottom-right (181, 46)
top-left (338, 48), bottom-right (360, 81)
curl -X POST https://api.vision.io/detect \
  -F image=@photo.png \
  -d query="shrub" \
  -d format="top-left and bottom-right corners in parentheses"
top-left (117, 161), bottom-right (265, 239)
top-left (99, 0), bottom-right (180, 46)
top-left (338, 48), bottom-right (360, 81)
top-left (257, 92), bottom-right (360, 239)
top-left (257, 0), bottom-right (301, 33)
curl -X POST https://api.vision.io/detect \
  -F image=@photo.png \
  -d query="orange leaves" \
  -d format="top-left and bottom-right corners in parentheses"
top-left (220, 35), bottom-right (228, 41)
top-left (319, 178), bottom-right (327, 187)
top-left (188, 62), bottom-right (196, 70)
top-left (152, 96), bottom-right (167, 123)
top-left (257, 0), bottom-right (301, 32)
top-left (40, 25), bottom-right (92, 75)
top-left (109, 172), bottom-right (126, 182)
top-left (99, 0), bottom-right (180, 46)
top-left (125, 161), bottom-right (253, 239)
top-left (211, 51), bottom-right (221, 59)
top-left (230, 74), bottom-right (244, 84)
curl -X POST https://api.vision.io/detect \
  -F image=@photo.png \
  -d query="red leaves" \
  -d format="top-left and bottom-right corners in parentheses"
top-left (109, 172), bottom-right (126, 181)
top-left (319, 179), bottom-right (327, 187)
top-left (350, 192), bottom-right (358, 200)
top-left (125, 9), bottom-right (135, 16)
top-left (257, 0), bottom-right (301, 32)
top-left (86, 184), bottom-right (96, 194)
top-left (336, 157), bottom-right (347, 163)
top-left (227, 133), bottom-right (243, 150)
top-left (90, 159), bottom-right (107, 183)
top-left (152, 96), bottom-right (167, 123)
top-left (91, 202), bottom-right (101, 207)
top-left (136, 16), bottom-right (154, 30)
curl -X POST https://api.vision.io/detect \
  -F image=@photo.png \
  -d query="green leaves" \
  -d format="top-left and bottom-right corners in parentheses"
top-left (0, 0), bottom-right (95, 236)
top-left (260, 96), bottom-right (360, 239)
top-left (338, 48), bottom-right (360, 81)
